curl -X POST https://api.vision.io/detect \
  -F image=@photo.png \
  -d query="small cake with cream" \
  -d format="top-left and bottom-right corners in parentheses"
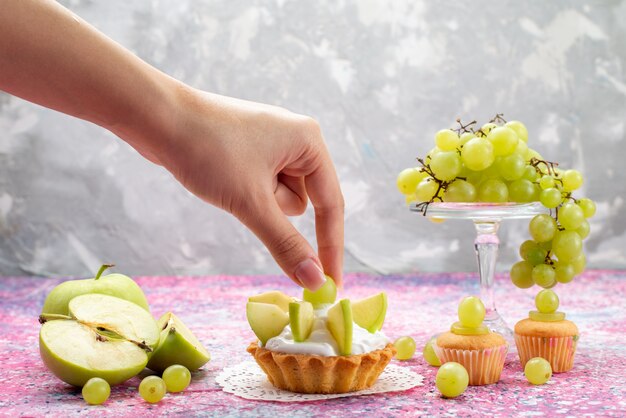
top-left (246, 278), bottom-right (395, 394)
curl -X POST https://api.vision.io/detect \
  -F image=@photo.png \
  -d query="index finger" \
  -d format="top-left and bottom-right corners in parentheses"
top-left (304, 146), bottom-right (345, 288)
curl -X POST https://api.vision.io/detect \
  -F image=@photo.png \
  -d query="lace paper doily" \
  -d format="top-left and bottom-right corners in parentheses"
top-left (216, 361), bottom-right (423, 402)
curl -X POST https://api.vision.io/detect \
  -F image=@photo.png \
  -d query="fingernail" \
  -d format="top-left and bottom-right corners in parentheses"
top-left (295, 258), bottom-right (326, 291)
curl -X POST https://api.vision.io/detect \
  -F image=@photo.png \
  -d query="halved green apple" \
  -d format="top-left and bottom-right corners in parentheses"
top-left (41, 264), bottom-right (150, 315)
top-left (246, 302), bottom-right (289, 345)
top-left (352, 292), bottom-right (387, 333)
top-left (147, 312), bottom-right (211, 373)
top-left (248, 291), bottom-right (295, 312)
top-left (326, 299), bottom-right (353, 355)
top-left (303, 275), bottom-right (337, 307)
top-left (39, 294), bottom-right (160, 387)
top-left (289, 301), bottom-right (314, 342)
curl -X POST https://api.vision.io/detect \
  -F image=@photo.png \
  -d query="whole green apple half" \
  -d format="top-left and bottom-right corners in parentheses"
top-left (41, 264), bottom-right (150, 315)
top-left (39, 293), bottom-right (160, 387)
top-left (146, 312), bottom-right (211, 373)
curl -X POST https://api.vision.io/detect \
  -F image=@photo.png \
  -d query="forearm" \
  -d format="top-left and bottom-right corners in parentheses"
top-left (0, 0), bottom-right (178, 157)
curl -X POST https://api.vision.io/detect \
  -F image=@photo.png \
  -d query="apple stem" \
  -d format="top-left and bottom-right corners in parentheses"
top-left (94, 264), bottom-right (115, 280)
top-left (38, 313), bottom-right (72, 324)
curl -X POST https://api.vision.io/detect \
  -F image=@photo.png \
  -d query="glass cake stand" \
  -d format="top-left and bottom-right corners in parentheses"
top-left (410, 202), bottom-right (545, 347)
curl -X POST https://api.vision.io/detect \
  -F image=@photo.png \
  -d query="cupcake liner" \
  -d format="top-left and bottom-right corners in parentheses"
top-left (514, 334), bottom-right (578, 373)
top-left (434, 344), bottom-right (508, 386)
top-left (246, 342), bottom-right (396, 394)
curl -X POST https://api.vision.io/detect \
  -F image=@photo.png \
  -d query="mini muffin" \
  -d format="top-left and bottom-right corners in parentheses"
top-left (514, 289), bottom-right (579, 373)
top-left (434, 296), bottom-right (508, 386)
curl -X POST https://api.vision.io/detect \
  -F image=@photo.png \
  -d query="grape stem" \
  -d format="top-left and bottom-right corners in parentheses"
top-left (529, 157), bottom-right (559, 177)
top-left (453, 118), bottom-right (477, 135)
top-left (489, 113), bottom-right (507, 124)
top-left (414, 157), bottom-right (450, 215)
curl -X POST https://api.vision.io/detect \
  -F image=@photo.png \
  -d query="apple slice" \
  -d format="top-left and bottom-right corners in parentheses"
top-left (147, 312), bottom-right (211, 373)
top-left (42, 264), bottom-right (150, 315)
top-left (39, 294), bottom-right (159, 387)
top-left (69, 294), bottom-right (160, 350)
top-left (248, 291), bottom-right (295, 312)
top-left (246, 302), bottom-right (289, 345)
top-left (303, 275), bottom-right (337, 307)
top-left (289, 301), bottom-right (314, 342)
top-left (352, 292), bottom-right (387, 333)
top-left (326, 299), bottom-right (353, 356)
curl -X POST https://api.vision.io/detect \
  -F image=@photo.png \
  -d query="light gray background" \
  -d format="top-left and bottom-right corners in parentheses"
top-left (1, 0), bottom-right (625, 277)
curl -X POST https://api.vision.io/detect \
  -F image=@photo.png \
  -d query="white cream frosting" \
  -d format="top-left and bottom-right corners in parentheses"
top-left (264, 303), bottom-right (389, 356)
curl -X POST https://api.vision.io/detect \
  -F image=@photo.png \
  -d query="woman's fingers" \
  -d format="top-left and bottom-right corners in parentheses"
top-left (237, 195), bottom-right (326, 291)
top-left (304, 146), bottom-right (345, 288)
top-left (274, 173), bottom-right (308, 216)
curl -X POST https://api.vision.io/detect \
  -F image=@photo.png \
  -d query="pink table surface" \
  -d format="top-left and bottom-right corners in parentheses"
top-left (0, 270), bottom-right (624, 417)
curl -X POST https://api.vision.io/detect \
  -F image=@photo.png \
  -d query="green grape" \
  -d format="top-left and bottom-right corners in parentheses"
top-left (405, 194), bottom-right (417, 205)
top-left (303, 275), bottom-right (337, 306)
top-left (461, 138), bottom-right (495, 171)
top-left (529, 214), bottom-right (557, 242)
top-left (539, 188), bottom-right (562, 209)
top-left (394, 336), bottom-right (416, 360)
top-left (423, 338), bottom-right (441, 366)
top-left (532, 264), bottom-right (556, 288)
top-left (397, 168), bottom-right (426, 195)
top-left (415, 178), bottom-right (440, 202)
top-left (552, 231), bottom-right (583, 262)
top-left (162, 365), bottom-right (191, 393)
top-left (139, 376), bottom-right (167, 403)
top-left (509, 179), bottom-right (538, 203)
top-left (562, 169), bottom-right (583, 192)
top-left (577, 198), bottom-right (596, 218)
top-left (519, 240), bottom-right (547, 265)
top-left (576, 219), bottom-right (590, 239)
top-left (435, 129), bottom-right (460, 151)
top-left (444, 179), bottom-right (477, 202)
top-left (538, 240), bottom-right (553, 252)
top-left (571, 253), bottom-right (586, 275)
top-left (510, 260), bottom-right (534, 288)
top-left (539, 175), bottom-right (555, 190)
top-left (525, 148), bottom-right (543, 162)
top-left (521, 165), bottom-right (539, 182)
top-left (436, 362), bottom-right (469, 398)
top-left (478, 178), bottom-right (508, 202)
top-left (524, 357), bottom-right (552, 385)
top-left (430, 151), bottom-right (462, 181)
top-left (496, 154), bottom-right (525, 181)
top-left (480, 162), bottom-right (501, 179)
top-left (505, 120), bottom-right (528, 142)
top-left (459, 132), bottom-right (476, 145)
top-left (480, 122), bottom-right (497, 135)
top-left (82, 377), bottom-right (110, 405)
top-left (527, 247), bottom-right (548, 266)
top-left (458, 296), bottom-right (485, 327)
top-left (458, 167), bottom-right (483, 185)
top-left (425, 147), bottom-right (443, 164)
top-left (535, 289), bottom-right (559, 313)
top-left (513, 138), bottom-right (529, 157)
top-left (559, 203), bottom-right (585, 230)
top-left (554, 262), bottom-right (575, 283)
top-left (487, 127), bottom-right (518, 156)
top-left (519, 240), bottom-right (536, 259)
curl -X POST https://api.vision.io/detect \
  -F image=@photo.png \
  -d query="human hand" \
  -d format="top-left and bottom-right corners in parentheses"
top-left (0, 1), bottom-right (343, 289)
top-left (148, 86), bottom-right (344, 290)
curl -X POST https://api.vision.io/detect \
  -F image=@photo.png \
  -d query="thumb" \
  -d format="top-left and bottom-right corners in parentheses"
top-left (237, 197), bottom-right (326, 291)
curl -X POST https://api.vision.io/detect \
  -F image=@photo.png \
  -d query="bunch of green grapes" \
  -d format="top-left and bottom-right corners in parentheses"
top-left (396, 115), bottom-right (595, 288)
